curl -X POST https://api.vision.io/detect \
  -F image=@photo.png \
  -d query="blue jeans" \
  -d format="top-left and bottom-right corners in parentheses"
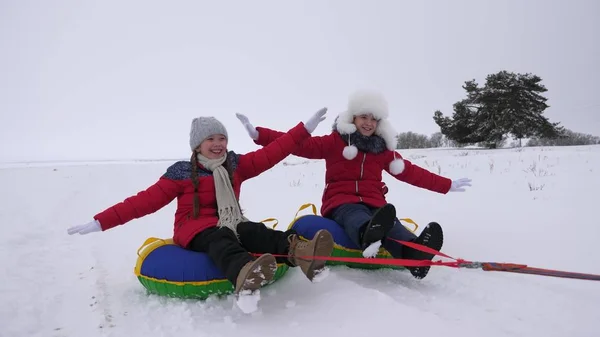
top-left (328, 203), bottom-right (417, 258)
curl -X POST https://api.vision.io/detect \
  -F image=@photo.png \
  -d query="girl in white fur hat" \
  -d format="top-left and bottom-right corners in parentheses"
top-left (237, 90), bottom-right (472, 279)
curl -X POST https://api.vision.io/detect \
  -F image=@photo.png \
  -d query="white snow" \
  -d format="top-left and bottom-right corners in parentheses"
top-left (311, 267), bottom-right (330, 284)
top-left (2, 145), bottom-right (600, 337)
top-left (362, 240), bottom-right (383, 258)
top-left (235, 290), bottom-right (261, 315)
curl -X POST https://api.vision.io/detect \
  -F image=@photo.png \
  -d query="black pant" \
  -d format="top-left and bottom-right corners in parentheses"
top-left (187, 221), bottom-right (298, 285)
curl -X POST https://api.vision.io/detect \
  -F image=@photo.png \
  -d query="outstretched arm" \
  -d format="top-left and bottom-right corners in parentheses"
top-left (93, 177), bottom-right (183, 231)
top-left (385, 151), bottom-right (452, 194)
top-left (237, 112), bottom-right (333, 160)
top-left (236, 108), bottom-right (327, 181)
top-left (258, 128), bottom-right (335, 160)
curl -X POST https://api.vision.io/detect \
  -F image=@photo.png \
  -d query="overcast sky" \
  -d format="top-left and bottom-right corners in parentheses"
top-left (1, 0), bottom-right (598, 162)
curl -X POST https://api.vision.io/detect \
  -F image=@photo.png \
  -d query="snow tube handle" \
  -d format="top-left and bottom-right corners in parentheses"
top-left (399, 218), bottom-right (419, 233)
top-left (261, 218), bottom-right (279, 228)
top-left (294, 203), bottom-right (318, 219)
top-left (136, 237), bottom-right (166, 257)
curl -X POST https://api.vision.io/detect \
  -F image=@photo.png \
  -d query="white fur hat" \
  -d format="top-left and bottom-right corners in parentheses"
top-left (335, 89), bottom-right (405, 175)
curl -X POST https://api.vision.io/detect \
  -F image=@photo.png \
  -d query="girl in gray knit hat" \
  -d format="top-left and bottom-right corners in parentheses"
top-left (67, 108), bottom-right (335, 313)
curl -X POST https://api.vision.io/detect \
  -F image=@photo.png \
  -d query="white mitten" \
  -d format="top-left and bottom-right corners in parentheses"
top-left (303, 107), bottom-right (327, 133)
top-left (235, 113), bottom-right (259, 140)
top-left (67, 220), bottom-right (102, 235)
top-left (449, 178), bottom-right (472, 192)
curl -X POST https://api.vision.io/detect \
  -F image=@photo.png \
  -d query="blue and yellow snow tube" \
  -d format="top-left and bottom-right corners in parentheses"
top-left (284, 203), bottom-right (419, 270)
top-left (134, 236), bottom-right (289, 300)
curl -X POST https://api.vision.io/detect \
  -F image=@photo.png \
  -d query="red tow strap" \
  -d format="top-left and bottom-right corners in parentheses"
top-left (253, 238), bottom-right (464, 268)
top-left (252, 238), bottom-right (600, 281)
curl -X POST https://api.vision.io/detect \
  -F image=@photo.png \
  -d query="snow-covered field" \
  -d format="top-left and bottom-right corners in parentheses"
top-left (1, 145), bottom-right (599, 337)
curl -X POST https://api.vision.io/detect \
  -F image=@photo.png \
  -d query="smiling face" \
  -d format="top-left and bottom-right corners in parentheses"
top-left (353, 113), bottom-right (378, 136)
top-left (197, 134), bottom-right (228, 159)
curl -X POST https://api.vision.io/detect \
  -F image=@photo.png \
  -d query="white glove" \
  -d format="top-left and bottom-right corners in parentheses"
top-left (235, 113), bottom-right (259, 140)
top-left (304, 107), bottom-right (327, 133)
top-left (67, 220), bottom-right (102, 235)
top-left (449, 178), bottom-right (472, 192)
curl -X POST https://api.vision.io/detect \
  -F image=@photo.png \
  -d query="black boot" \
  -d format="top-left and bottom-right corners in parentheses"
top-left (403, 222), bottom-right (444, 279)
top-left (359, 204), bottom-right (396, 250)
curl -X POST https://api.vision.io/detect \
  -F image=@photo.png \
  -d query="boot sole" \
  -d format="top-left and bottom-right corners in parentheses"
top-left (303, 229), bottom-right (334, 281)
top-left (361, 204), bottom-right (396, 249)
top-left (235, 254), bottom-right (277, 294)
top-left (408, 222), bottom-right (443, 279)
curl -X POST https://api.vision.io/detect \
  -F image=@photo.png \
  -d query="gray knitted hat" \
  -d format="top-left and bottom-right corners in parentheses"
top-left (189, 116), bottom-right (228, 151)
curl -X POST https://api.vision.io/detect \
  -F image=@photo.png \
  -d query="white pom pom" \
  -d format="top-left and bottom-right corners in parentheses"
top-left (342, 145), bottom-right (358, 160)
top-left (389, 158), bottom-right (405, 175)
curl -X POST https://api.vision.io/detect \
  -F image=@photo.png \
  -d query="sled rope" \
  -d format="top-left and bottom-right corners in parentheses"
top-left (253, 238), bottom-right (600, 282)
top-left (389, 238), bottom-right (600, 281)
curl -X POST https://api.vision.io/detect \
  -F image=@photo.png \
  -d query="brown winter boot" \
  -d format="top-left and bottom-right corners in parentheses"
top-left (234, 253), bottom-right (277, 294)
top-left (288, 229), bottom-right (334, 281)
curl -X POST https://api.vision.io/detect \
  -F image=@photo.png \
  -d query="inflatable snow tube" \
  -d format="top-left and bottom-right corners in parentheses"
top-left (286, 203), bottom-right (419, 270)
top-left (134, 237), bottom-right (289, 300)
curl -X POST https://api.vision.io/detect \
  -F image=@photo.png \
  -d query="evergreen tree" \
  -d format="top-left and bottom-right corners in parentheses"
top-left (433, 70), bottom-right (564, 147)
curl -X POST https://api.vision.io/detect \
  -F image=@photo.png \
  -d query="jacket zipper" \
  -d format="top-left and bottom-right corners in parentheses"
top-left (356, 153), bottom-right (366, 202)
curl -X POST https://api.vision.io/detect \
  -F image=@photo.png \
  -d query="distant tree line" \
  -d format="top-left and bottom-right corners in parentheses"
top-left (396, 131), bottom-right (460, 149)
top-left (395, 128), bottom-right (599, 149)
top-left (527, 129), bottom-right (600, 147)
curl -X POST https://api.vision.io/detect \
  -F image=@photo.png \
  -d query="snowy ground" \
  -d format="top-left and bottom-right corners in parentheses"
top-left (1, 145), bottom-right (600, 337)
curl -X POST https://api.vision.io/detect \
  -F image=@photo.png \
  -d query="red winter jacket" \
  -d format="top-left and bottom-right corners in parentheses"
top-left (254, 127), bottom-right (452, 217)
top-left (93, 122), bottom-right (311, 248)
